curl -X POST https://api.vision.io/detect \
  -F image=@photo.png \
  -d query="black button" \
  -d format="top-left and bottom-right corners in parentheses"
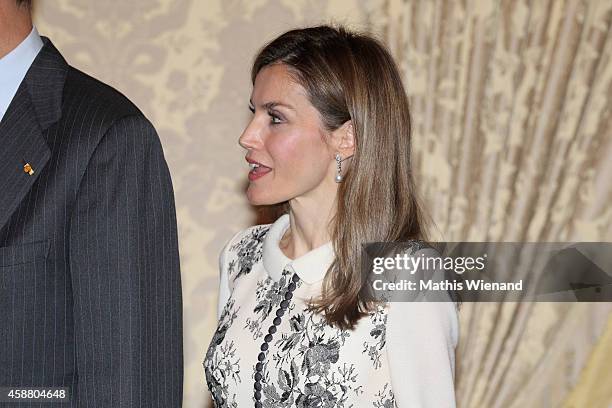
top-left (268, 325), bottom-right (277, 334)
top-left (255, 372), bottom-right (262, 382)
top-left (254, 381), bottom-right (262, 391)
top-left (288, 283), bottom-right (296, 292)
top-left (258, 352), bottom-right (265, 362)
top-left (276, 309), bottom-right (285, 317)
top-left (255, 390), bottom-right (261, 400)
top-left (260, 342), bottom-right (269, 351)
top-left (264, 334), bottom-right (273, 343)
top-left (280, 300), bottom-right (289, 309)
top-left (255, 401), bottom-right (262, 408)
top-left (284, 292), bottom-right (293, 300)
top-left (292, 274), bottom-right (300, 282)
top-left (255, 362), bottom-right (263, 372)
top-left (273, 317), bottom-right (281, 326)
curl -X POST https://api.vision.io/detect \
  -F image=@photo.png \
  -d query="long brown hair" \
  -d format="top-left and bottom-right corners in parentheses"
top-left (252, 25), bottom-right (432, 330)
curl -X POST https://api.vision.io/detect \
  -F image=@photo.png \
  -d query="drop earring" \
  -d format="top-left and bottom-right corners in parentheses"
top-left (335, 153), bottom-right (343, 183)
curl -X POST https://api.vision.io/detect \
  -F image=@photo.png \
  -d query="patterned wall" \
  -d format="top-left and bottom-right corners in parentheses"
top-left (34, 0), bottom-right (612, 407)
top-left (377, 1), bottom-right (612, 407)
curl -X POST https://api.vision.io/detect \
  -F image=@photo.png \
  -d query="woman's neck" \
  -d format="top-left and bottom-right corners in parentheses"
top-left (280, 196), bottom-right (335, 260)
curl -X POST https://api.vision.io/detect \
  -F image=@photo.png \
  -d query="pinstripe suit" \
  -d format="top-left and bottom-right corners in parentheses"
top-left (0, 37), bottom-right (183, 407)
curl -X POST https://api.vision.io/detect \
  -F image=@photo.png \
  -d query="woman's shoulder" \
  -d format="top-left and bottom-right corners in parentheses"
top-left (224, 223), bottom-right (273, 253)
top-left (397, 238), bottom-right (438, 255)
top-left (220, 222), bottom-right (275, 284)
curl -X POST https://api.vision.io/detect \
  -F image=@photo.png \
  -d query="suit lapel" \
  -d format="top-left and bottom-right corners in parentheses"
top-left (0, 37), bottom-right (68, 232)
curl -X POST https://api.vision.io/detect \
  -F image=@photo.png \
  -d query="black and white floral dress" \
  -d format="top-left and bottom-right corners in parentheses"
top-left (204, 214), bottom-right (459, 407)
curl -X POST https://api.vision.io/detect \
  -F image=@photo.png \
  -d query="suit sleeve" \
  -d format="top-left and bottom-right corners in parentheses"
top-left (69, 114), bottom-right (183, 407)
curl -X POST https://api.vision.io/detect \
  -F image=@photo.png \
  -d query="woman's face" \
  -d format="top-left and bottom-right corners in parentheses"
top-left (239, 63), bottom-right (339, 206)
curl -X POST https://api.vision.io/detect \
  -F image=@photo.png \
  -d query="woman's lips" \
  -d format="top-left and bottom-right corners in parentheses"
top-left (246, 157), bottom-right (272, 181)
top-left (248, 165), bottom-right (272, 181)
top-left (249, 162), bottom-right (272, 181)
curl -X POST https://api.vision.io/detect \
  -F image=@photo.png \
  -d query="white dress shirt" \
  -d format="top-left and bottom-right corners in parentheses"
top-left (212, 213), bottom-right (459, 407)
top-left (0, 26), bottom-right (43, 122)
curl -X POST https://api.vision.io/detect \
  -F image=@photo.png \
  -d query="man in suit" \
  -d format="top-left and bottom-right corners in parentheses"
top-left (0, 1), bottom-right (183, 406)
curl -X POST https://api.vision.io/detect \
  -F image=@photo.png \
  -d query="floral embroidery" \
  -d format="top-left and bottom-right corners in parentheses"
top-left (245, 268), bottom-right (298, 339)
top-left (204, 297), bottom-right (241, 407)
top-left (407, 239), bottom-right (431, 253)
top-left (373, 383), bottom-right (396, 408)
top-left (204, 222), bottom-right (413, 407)
top-left (204, 226), bottom-right (270, 406)
top-left (228, 225), bottom-right (270, 282)
top-left (258, 310), bottom-right (361, 407)
top-left (362, 305), bottom-right (388, 369)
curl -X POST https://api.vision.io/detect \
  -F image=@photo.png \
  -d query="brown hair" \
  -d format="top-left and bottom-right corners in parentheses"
top-left (252, 25), bottom-right (432, 330)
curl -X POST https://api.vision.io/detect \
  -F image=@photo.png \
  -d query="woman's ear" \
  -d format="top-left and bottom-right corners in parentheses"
top-left (333, 120), bottom-right (355, 157)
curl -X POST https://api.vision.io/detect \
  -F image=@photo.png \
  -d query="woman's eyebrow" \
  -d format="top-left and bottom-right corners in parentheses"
top-left (249, 98), bottom-right (295, 111)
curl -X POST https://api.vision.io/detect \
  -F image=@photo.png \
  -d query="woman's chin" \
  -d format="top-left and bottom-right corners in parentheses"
top-left (247, 197), bottom-right (265, 206)
top-left (246, 189), bottom-right (286, 207)
top-left (246, 190), bottom-right (270, 206)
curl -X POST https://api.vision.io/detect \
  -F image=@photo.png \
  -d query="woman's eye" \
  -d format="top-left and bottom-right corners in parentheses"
top-left (269, 113), bottom-right (283, 125)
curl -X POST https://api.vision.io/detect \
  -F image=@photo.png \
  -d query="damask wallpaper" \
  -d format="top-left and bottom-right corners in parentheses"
top-left (33, 0), bottom-right (611, 407)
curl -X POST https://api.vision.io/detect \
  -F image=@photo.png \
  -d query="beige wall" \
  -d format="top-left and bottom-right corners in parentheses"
top-left (34, 1), bottom-right (612, 407)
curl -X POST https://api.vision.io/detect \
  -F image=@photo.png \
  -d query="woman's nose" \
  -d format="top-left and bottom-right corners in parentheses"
top-left (238, 122), bottom-right (261, 150)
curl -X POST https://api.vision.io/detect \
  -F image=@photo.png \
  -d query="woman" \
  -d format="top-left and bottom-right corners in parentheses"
top-left (204, 25), bottom-right (459, 407)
